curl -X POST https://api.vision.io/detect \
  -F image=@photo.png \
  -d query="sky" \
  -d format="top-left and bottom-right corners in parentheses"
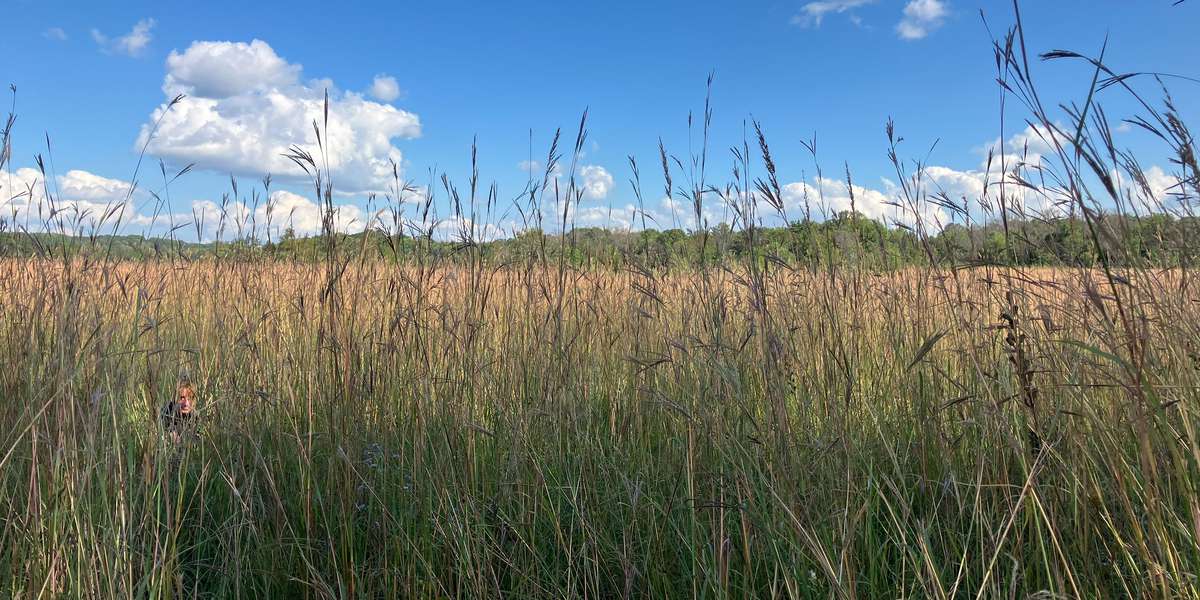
top-left (1, 0), bottom-right (1197, 241)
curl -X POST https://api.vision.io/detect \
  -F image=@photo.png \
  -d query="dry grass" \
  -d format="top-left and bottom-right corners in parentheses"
top-left (1, 257), bottom-right (1198, 597)
top-left (3, 3), bottom-right (1200, 597)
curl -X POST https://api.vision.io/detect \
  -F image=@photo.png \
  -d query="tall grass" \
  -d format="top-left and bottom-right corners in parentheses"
top-left (1, 3), bottom-right (1199, 598)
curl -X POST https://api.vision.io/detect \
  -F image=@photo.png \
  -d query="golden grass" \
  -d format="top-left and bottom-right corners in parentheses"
top-left (1, 256), bottom-right (1197, 596)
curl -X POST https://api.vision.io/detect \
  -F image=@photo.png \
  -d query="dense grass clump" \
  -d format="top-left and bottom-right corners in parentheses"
top-left (2, 4), bottom-right (1200, 598)
top-left (1, 261), bottom-right (1198, 597)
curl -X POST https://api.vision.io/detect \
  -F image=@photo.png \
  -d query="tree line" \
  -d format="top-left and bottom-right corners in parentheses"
top-left (3, 211), bottom-right (1198, 269)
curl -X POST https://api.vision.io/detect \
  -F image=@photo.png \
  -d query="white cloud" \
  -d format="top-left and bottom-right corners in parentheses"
top-left (644, 196), bottom-right (733, 231)
top-left (43, 28), bottom-right (67, 41)
top-left (570, 204), bottom-right (641, 230)
top-left (775, 173), bottom-right (949, 229)
top-left (533, 151), bottom-right (1188, 236)
top-left (163, 39), bottom-right (299, 98)
top-left (0, 167), bottom-right (154, 233)
top-left (188, 199), bottom-right (249, 238)
top-left (974, 123), bottom-right (1072, 176)
top-left (0, 166), bottom-right (374, 240)
top-left (57, 169), bottom-right (134, 202)
top-left (1141, 166), bottom-right (1183, 201)
top-left (262, 190), bottom-right (323, 235)
top-left (537, 195), bottom-right (648, 232)
top-left (368, 74), bottom-right (401, 102)
top-left (924, 125), bottom-right (1189, 221)
top-left (429, 215), bottom-right (507, 242)
top-left (579, 165), bottom-right (614, 201)
top-left (923, 165), bottom-right (985, 198)
top-left (896, 0), bottom-right (947, 40)
top-left (1117, 165), bottom-right (1190, 213)
top-left (187, 190), bottom-right (366, 241)
top-left (533, 163), bottom-right (610, 204)
top-left (92, 18), bottom-right (156, 57)
top-left (263, 190), bottom-right (363, 236)
top-left (792, 0), bottom-right (876, 27)
top-left (1004, 122), bottom-right (1065, 158)
top-left (138, 39), bottom-right (422, 195)
top-left (810, 177), bottom-right (901, 220)
top-left (510, 146), bottom-right (1189, 237)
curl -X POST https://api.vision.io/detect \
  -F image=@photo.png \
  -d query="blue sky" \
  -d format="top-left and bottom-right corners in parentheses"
top-left (1, 1), bottom-right (1197, 240)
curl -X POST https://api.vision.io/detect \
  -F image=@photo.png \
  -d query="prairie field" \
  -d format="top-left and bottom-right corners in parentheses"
top-left (2, 255), bottom-right (1199, 597)
top-left (3, 2), bottom-right (1200, 598)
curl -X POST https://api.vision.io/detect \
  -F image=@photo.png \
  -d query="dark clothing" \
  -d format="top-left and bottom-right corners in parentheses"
top-left (161, 401), bottom-right (193, 436)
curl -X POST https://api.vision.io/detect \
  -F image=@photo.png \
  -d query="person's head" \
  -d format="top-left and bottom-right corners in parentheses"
top-left (177, 382), bottom-right (196, 415)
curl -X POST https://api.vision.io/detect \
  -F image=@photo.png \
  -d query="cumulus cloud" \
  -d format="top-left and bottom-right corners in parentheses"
top-left (43, 28), bottom-right (67, 41)
top-left (531, 162), bottom-right (612, 204)
top-left (791, 0), bottom-right (876, 27)
top-left (0, 167), bottom-right (154, 233)
top-left (579, 165), bottom-right (614, 201)
top-left (642, 195), bottom-right (738, 231)
top-left (138, 39), bottom-right (421, 195)
top-left (912, 124), bottom-right (1195, 222)
top-left (779, 176), bottom-right (945, 226)
top-left (368, 74), bottom-right (401, 102)
top-left (188, 199), bottom-right (249, 239)
top-left (264, 190), bottom-right (363, 236)
top-left (1000, 122), bottom-right (1067, 160)
top-left (1115, 165), bottom-right (1191, 214)
top-left (186, 190), bottom-right (366, 242)
top-left (896, 0), bottom-right (947, 40)
top-left (163, 39), bottom-right (299, 98)
top-left (569, 204), bottom-right (642, 230)
top-left (92, 18), bottom-right (156, 57)
top-left (1140, 166), bottom-right (1184, 202)
top-left (513, 145), bottom-right (1187, 238)
top-left (58, 169), bottom-right (136, 203)
top-left (426, 215), bottom-right (508, 242)
top-left (974, 122), bottom-right (1075, 183)
top-left (0, 165), bottom-right (378, 240)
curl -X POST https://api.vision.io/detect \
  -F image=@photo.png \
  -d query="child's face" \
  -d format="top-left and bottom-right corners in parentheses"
top-left (177, 385), bottom-right (195, 414)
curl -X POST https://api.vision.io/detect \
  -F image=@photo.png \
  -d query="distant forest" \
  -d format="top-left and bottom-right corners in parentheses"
top-left (3, 211), bottom-right (1198, 268)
